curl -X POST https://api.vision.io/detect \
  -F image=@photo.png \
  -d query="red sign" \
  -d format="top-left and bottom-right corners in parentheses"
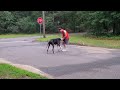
top-left (37, 17), bottom-right (43, 24)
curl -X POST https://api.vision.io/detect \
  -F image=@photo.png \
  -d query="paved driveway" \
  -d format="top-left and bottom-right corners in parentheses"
top-left (0, 37), bottom-right (120, 79)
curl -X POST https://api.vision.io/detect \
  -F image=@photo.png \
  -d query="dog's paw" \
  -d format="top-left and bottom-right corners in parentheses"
top-left (58, 49), bottom-right (62, 52)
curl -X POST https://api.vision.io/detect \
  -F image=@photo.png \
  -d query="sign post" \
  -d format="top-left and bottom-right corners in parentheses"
top-left (40, 24), bottom-right (41, 35)
top-left (37, 17), bottom-right (43, 37)
top-left (42, 11), bottom-right (46, 38)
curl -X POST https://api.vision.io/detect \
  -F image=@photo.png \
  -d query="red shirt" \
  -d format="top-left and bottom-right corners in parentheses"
top-left (60, 29), bottom-right (69, 39)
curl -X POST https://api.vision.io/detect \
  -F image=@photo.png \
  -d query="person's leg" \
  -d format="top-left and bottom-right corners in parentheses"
top-left (62, 39), bottom-right (67, 51)
top-left (63, 43), bottom-right (66, 48)
top-left (66, 38), bottom-right (69, 45)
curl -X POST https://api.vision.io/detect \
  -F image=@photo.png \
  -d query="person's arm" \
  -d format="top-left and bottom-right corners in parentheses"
top-left (62, 30), bottom-right (67, 39)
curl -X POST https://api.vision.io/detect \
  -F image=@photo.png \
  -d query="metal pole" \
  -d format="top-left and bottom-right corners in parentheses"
top-left (42, 11), bottom-right (46, 38)
top-left (40, 24), bottom-right (41, 36)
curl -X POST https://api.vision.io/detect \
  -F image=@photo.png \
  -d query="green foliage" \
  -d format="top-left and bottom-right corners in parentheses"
top-left (0, 11), bottom-right (120, 36)
top-left (46, 16), bottom-right (57, 33)
top-left (0, 11), bottom-right (16, 34)
top-left (7, 25), bottom-right (19, 33)
top-left (16, 17), bottom-right (36, 33)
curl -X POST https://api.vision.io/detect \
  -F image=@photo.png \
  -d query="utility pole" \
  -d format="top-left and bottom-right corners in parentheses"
top-left (42, 11), bottom-right (46, 38)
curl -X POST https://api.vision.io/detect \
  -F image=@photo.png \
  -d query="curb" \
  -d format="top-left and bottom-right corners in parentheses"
top-left (0, 58), bottom-right (54, 79)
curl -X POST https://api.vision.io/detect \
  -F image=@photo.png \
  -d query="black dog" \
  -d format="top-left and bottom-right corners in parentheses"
top-left (47, 38), bottom-right (62, 54)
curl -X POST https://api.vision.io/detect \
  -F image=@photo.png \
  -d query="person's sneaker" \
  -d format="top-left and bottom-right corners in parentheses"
top-left (62, 49), bottom-right (67, 51)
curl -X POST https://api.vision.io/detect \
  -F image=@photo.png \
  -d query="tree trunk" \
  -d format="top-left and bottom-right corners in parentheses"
top-left (113, 23), bottom-right (116, 35)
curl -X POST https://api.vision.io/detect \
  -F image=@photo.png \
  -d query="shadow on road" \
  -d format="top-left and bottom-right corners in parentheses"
top-left (40, 56), bottom-right (120, 77)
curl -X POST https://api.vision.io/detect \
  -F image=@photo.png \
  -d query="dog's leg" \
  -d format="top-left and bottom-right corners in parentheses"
top-left (52, 44), bottom-right (54, 54)
top-left (57, 44), bottom-right (60, 52)
top-left (60, 46), bottom-right (62, 51)
top-left (57, 44), bottom-right (62, 52)
top-left (58, 43), bottom-right (62, 51)
top-left (47, 44), bottom-right (50, 54)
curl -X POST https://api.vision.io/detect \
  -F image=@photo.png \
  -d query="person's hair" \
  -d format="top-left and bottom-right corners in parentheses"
top-left (58, 27), bottom-right (66, 30)
top-left (58, 28), bottom-right (61, 30)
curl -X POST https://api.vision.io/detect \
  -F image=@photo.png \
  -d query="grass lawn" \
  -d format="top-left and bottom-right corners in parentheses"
top-left (0, 34), bottom-right (40, 39)
top-left (0, 63), bottom-right (47, 79)
top-left (37, 33), bottom-right (120, 49)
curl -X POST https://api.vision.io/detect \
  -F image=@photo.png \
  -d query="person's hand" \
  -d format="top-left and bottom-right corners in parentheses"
top-left (61, 38), bottom-right (63, 40)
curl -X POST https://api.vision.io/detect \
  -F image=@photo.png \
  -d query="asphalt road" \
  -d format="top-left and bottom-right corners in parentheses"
top-left (0, 36), bottom-right (120, 79)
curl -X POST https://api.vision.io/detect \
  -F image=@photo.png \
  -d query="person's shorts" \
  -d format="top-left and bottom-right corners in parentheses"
top-left (63, 38), bottom-right (69, 45)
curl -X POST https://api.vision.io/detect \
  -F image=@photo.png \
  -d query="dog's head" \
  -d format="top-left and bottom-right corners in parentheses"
top-left (59, 38), bottom-right (62, 41)
top-left (55, 38), bottom-right (62, 41)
